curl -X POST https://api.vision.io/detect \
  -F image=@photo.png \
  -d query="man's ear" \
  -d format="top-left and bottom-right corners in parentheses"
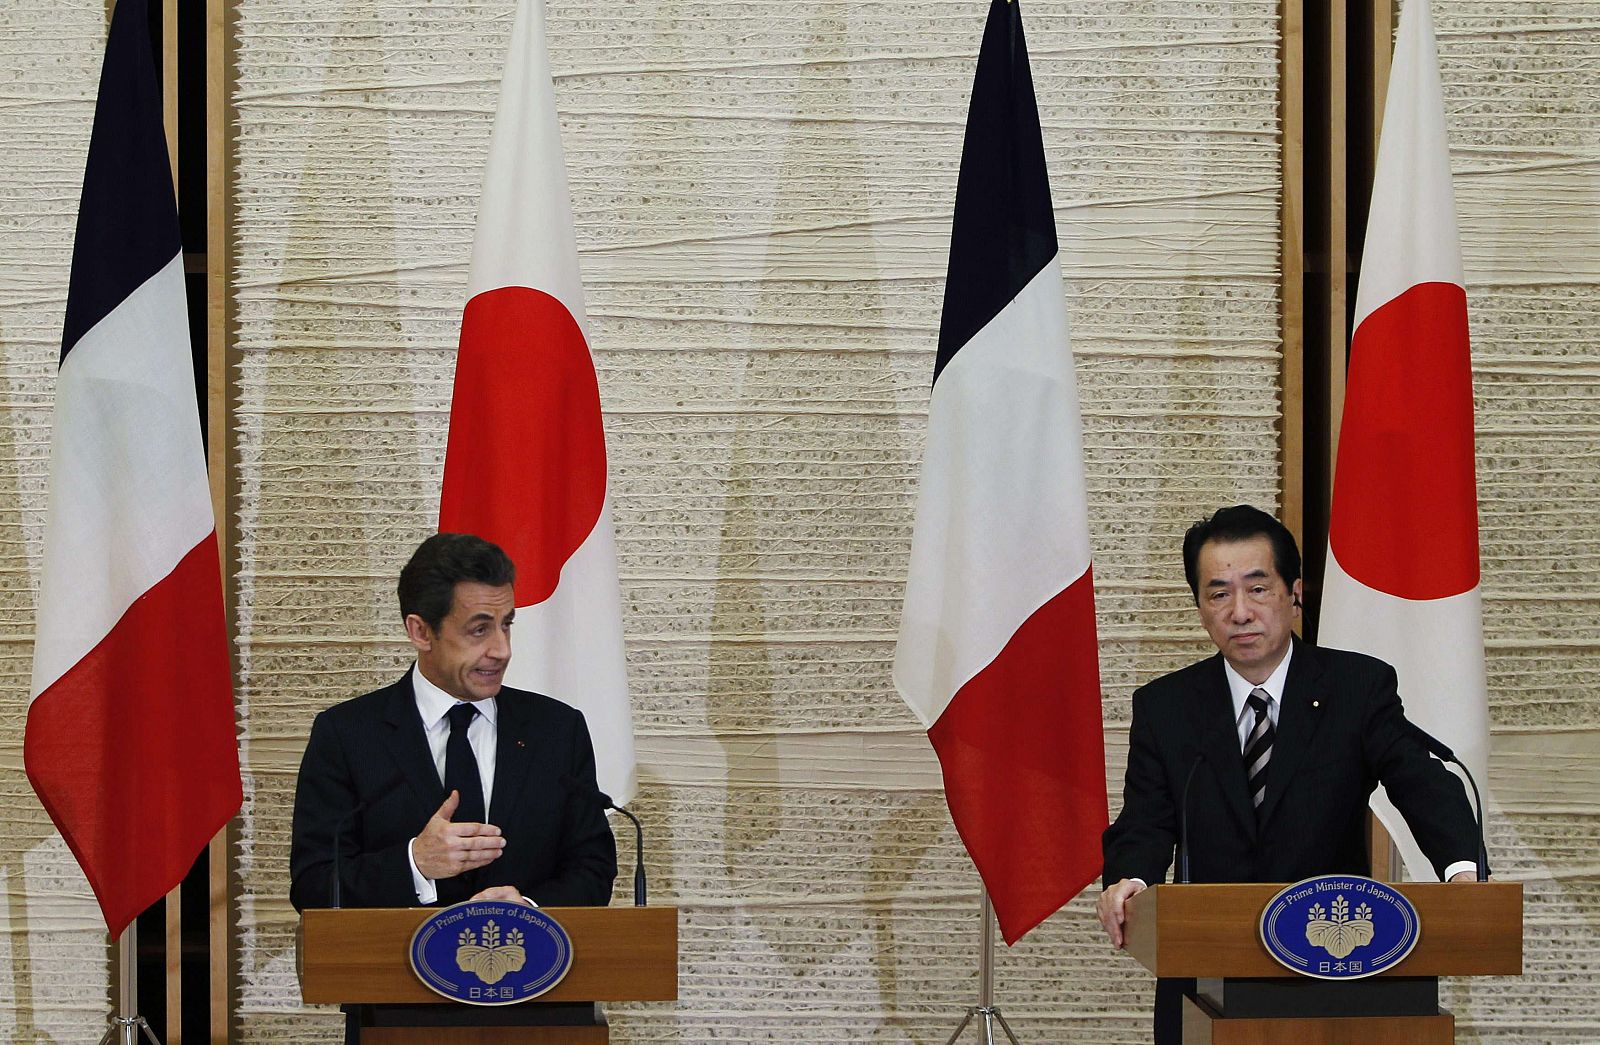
top-left (403, 613), bottom-right (434, 653)
top-left (1291, 578), bottom-right (1304, 611)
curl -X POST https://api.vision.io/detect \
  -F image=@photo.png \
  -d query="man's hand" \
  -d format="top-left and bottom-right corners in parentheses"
top-left (1097, 878), bottom-right (1147, 949)
top-left (470, 886), bottom-right (535, 905)
top-left (412, 790), bottom-right (506, 881)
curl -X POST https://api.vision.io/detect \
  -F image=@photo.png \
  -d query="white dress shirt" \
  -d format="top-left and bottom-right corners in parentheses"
top-left (1222, 642), bottom-right (1292, 750)
top-left (407, 665), bottom-right (498, 903)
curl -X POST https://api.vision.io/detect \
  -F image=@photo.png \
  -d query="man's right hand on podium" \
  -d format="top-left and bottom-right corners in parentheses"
top-left (1097, 877), bottom-right (1147, 949)
top-left (412, 789), bottom-right (507, 881)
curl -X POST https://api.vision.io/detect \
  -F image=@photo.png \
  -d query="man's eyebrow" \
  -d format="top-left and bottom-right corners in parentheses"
top-left (1204, 568), bottom-right (1271, 586)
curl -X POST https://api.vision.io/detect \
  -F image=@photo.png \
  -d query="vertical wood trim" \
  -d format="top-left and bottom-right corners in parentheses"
top-left (1372, 0), bottom-right (1394, 157)
top-left (165, 886), bottom-right (182, 1045)
top-left (1326, 0), bottom-right (1348, 494)
top-left (1368, 813), bottom-right (1399, 881)
top-left (162, 0), bottom-right (177, 189)
top-left (1279, 0), bottom-right (1305, 551)
top-left (207, 0), bottom-right (235, 1036)
top-left (209, 833), bottom-right (230, 1042)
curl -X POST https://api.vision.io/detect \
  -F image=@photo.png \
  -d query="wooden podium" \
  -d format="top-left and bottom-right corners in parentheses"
top-left (299, 906), bottom-right (678, 1043)
top-left (1123, 883), bottom-right (1521, 1044)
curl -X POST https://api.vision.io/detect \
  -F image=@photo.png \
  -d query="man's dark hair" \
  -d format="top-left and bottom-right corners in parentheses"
top-left (1181, 505), bottom-right (1301, 603)
top-left (398, 533), bottom-right (516, 631)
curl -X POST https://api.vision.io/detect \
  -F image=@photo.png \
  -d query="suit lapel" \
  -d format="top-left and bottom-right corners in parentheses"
top-left (381, 667), bottom-right (447, 812)
top-left (487, 693), bottom-right (533, 826)
top-left (1193, 656), bottom-right (1257, 838)
top-left (1257, 638), bottom-right (1328, 828)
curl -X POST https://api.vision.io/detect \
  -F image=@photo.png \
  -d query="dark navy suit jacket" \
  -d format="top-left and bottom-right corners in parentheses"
top-left (289, 668), bottom-right (616, 911)
top-left (1103, 638), bottom-right (1478, 888)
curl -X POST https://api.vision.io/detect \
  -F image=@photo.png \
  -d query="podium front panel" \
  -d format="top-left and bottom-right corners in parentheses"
top-left (299, 906), bottom-right (677, 1005)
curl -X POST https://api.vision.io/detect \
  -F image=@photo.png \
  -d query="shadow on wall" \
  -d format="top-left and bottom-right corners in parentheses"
top-left (239, 0), bottom-right (425, 1030)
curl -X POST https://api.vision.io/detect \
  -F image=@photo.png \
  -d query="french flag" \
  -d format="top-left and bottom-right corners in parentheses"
top-left (894, 0), bottom-right (1108, 945)
top-left (438, 0), bottom-right (636, 802)
top-left (25, 0), bottom-right (241, 938)
top-left (1320, 0), bottom-right (1491, 879)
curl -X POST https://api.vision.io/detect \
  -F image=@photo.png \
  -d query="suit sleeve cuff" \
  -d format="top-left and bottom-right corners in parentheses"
top-left (408, 838), bottom-right (438, 904)
top-left (1443, 860), bottom-right (1477, 882)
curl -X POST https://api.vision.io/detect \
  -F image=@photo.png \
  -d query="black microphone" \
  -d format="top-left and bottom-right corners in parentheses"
top-left (329, 801), bottom-right (365, 909)
top-left (328, 772), bottom-right (405, 908)
top-left (1404, 720), bottom-right (1489, 882)
top-left (1178, 721), bottom-right (1229, 884)
top-left (567, 777), bottom-right (646, 907)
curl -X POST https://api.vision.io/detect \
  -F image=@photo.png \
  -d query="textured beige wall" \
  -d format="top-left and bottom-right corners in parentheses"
top-left (1433, 3), bottom-right (1600, 1041)
top-left (4, 0), bottom-right (1595, 1041)
top-left (229, 0), bottom-right (1282, 1040)
top-left (0, 2), bottom-right (118, 1040)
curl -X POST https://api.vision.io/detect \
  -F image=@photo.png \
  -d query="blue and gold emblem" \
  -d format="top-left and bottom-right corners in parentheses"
top-left (409, 901), bottom-right (573, 1005)
top-left (1259, 875), bottom-right (1420, 979)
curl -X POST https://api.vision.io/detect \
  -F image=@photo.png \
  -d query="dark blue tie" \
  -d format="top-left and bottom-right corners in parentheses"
top-left (437, 702), bottom-right (486, 904)
top-left (444, 702), bottom-right (485, 826)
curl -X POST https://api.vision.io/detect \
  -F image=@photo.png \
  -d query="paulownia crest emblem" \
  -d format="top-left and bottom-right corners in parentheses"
top-left (1304, 894), bottom-right (1374, 959)
top-left (456, 920), bottom-right (527, 984)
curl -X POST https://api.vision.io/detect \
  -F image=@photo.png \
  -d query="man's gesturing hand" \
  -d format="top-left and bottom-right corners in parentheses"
top-left (1097, 878), bottom-right (1147, 949)
top-left (470, 886), bottom-right (535, 906)
top-left (412, 790), bottom-right (506, 881)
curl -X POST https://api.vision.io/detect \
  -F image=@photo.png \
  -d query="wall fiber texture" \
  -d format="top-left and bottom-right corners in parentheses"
top-left (0, 3), bottom-right (116, 1040)
top-left (1, 0), bottom-right (1589, 1040)
top-left (1431, 3), bottom-right (1600, 1041)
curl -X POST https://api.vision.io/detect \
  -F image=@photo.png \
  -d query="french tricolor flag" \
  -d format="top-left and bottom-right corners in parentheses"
top-left (895, 0), bottom-right (1108, 945)
top-left (438, 0), bottom-right (636, 802)
top-left (1320, 0), bottom-right (1491, 879)
top-left (25, 0), bottom-right (241, 938)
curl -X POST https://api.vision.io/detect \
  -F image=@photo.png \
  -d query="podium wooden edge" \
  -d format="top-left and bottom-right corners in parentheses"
top-left (1123, 882), bottom-right (1521, 979)
top-left (299, 905), bottom-right (678, 1005)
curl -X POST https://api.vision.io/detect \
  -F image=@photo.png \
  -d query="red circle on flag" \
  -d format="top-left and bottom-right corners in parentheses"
top-left (1329, 282), bottom-right (1479, 600)
top-left (439, 286), bottom-right (606, 606)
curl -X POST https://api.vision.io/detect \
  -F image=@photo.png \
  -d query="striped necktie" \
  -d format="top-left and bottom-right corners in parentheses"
top-left (1243, 688), bottom-right (1274, 813)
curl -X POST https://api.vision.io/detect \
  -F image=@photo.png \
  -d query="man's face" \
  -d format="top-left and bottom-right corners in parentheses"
top-left (1195, 535), bottom-right (1301, 684)
top-left (406, 581), bottom-right (515, 702)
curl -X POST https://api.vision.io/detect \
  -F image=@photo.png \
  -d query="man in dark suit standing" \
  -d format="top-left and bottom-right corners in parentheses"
top-left (1097, 505), bottom-right (1481, 1044)
top-left (290, 532), bottom-right (616, 914)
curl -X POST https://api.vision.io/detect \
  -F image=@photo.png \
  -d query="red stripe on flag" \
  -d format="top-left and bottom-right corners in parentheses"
top-left (1330, 281), bottom-right (1478, 599)
top-left (25, 535), bottom-right (241, 938)
top-left (928, 569), bottom-right (1107, 944)
top-left (439, 286), bottom-right (607, 605)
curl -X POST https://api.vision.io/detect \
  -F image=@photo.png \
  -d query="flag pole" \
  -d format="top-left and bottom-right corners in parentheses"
top-left (942, 889), bottom-right (1022, 1045)
top-left (99, 925), bottom-right (161, 1045)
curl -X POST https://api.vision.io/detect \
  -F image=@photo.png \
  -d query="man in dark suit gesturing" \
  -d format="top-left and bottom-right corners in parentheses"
top-left (290, 532), bottom-right (616, 915)
top-left (1097, 506), bottom-right (1481, 1044)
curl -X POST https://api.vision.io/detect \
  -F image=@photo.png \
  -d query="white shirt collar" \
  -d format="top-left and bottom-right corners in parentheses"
top-left (1223, 640), bottom-right (1293, 722)
top-left (411, 663), bottom-right (498, 729)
